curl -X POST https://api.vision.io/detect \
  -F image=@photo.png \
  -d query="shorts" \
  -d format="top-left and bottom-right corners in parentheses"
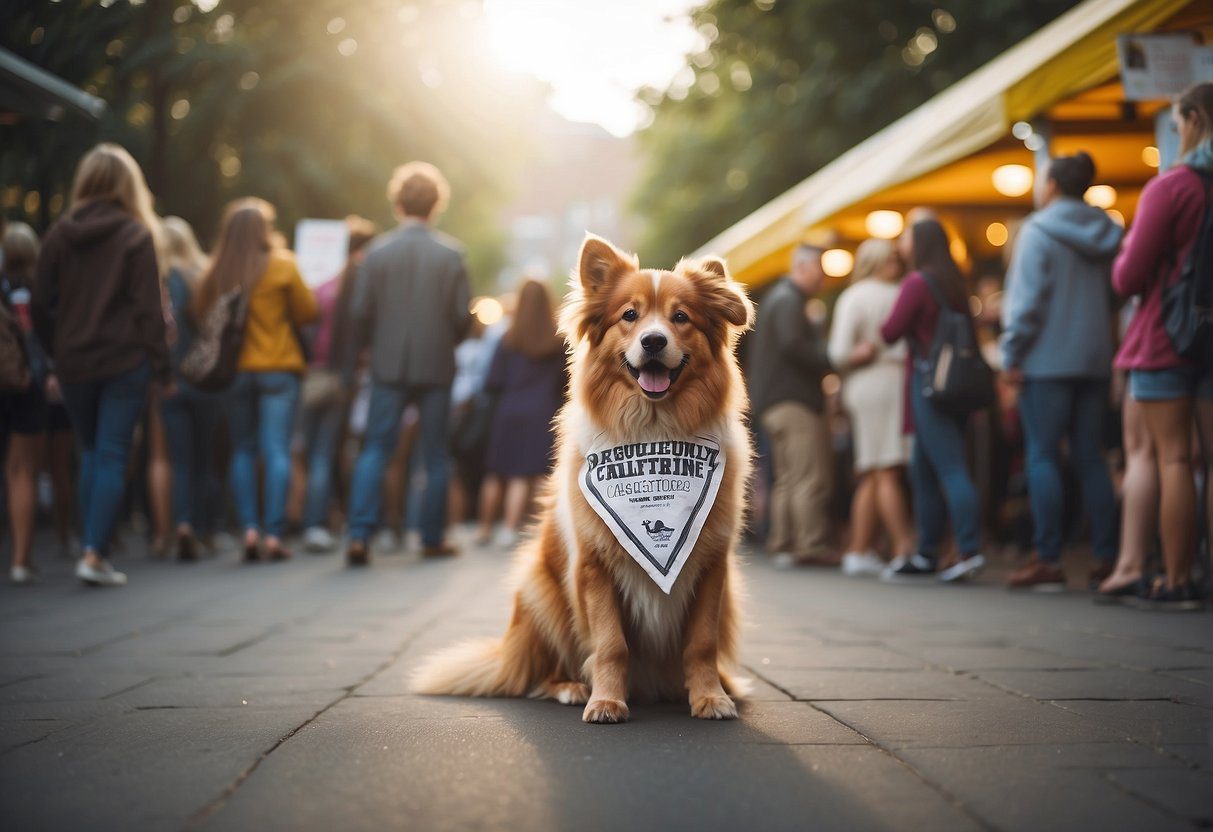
top-left (1, 383), bottom-right (72, 435)
top-left (1129, 367), bottom-right (1213, 402)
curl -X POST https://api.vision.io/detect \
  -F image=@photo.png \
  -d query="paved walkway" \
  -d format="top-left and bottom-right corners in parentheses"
top-left (1, 536), bottom-right (1210, 831)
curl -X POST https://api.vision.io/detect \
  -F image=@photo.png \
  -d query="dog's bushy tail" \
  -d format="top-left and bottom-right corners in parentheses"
top-left (410, 638), bottom-right (508, 697)
top-left (410, 600), bottom-right (555, 697)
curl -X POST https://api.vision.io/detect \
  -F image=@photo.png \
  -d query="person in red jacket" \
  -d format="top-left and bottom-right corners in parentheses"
top-left (1112, 82), bottom-right (1213, 611)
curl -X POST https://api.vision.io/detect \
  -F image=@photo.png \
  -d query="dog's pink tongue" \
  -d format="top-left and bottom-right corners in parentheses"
top-left (639, 367), bottom-right (671, 393)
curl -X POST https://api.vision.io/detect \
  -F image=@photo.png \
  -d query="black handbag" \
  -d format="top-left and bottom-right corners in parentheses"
top-left (180, 287), bottom-right (248, 391)
top-left (918, 272), bottom-right (995, 416)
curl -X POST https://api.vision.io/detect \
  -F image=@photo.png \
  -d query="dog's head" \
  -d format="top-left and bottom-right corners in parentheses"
top-left (560, 234), bottom-right (754, 433)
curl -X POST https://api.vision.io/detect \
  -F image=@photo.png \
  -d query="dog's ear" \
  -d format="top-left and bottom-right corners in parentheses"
top-left (683, 255), bottom-right (754, 330)
top-left (578, 234), bottom-right (635, 294)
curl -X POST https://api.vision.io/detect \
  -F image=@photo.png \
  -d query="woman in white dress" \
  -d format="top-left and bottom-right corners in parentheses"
top-left (828, 238), bottom-right (915, 575)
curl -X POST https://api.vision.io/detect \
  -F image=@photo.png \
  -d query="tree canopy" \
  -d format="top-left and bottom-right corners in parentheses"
top-left (1, 0), bottom-right (548, 291)
top-left (631, 0), bottom-right (1081, 270)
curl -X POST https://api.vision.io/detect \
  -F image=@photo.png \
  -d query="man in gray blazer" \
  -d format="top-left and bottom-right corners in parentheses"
top-left (345, 162), bottom-right (471, 565)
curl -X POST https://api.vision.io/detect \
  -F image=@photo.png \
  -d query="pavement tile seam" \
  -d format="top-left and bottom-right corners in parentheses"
top-left (185, 611), bottom-right (447, 830)
top-left (1098, 770), bottom-right (1211, 826)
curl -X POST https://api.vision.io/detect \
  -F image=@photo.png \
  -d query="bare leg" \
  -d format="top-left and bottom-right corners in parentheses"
top-left (6, 434), bottom-right (45, 570)
top-left (47, 430), bottom-right (75, 550)
top-left (872, 466), bottom-right (916, 556)
top-left (146, 403), bottom-right (173, 555)
top-left (1140, 398), bottom-right (1196, 589)
top-left (847, 474), bottom-right (877, 553)
top-left (477, 474), bottom-right (502, 541)
top-left (1102, 396), bottom-right (1156, 592)
top-left (503, 477), bottom-right (530, 532)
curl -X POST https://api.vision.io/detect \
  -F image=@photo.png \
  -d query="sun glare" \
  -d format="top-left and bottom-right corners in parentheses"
top-left (483, 0), bottom-right (702, 136)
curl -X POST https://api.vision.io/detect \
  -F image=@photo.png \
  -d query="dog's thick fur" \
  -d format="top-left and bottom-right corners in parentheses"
top-left (411, 234), bottom-right (755, 723)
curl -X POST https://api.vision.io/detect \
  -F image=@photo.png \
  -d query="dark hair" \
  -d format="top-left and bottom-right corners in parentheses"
top-left (387, 161), bottom-right (449, 218)
top-left (1178, 81), bottom-right (1213, 156)
top-left (910, 219), bottom-right (967, 309)
top-left (1048, 152), bottom-right (1095, 198)
top-left (506, 279), bottom-right (563, 359)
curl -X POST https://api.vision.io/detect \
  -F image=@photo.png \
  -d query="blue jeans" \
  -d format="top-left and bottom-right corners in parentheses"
top-left (60, 361), bottom-right (152, 555)
top-left (225, 372), bottom-right (300, 538)
top-left (298, 397), bottom-right (345, 529)
top-left (160, 385), bottom-right (223, 531)
top-left (348, 383), bottom-right (451, 546)
top-left (1018, 378), bottom-right (1117, 563)
top-left (909, 367), bottom-right (981, 559)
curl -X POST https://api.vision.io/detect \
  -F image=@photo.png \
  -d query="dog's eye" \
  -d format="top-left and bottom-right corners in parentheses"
top-left (622, 309), bottom-right (638, 322)
top-left (672, 310), bottom-right (689, 324)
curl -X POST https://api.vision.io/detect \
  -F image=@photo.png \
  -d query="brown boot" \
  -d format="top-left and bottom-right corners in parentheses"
top-left (421, 542), bottom-right (459, 558)
top-left (1008, 557), bottom-right (1066, 592)
top-left (346, 540), bottom-right (370, 567)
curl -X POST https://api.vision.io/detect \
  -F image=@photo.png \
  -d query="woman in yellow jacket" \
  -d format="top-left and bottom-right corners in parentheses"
top-left (193, 199), bottom-right (317, 561)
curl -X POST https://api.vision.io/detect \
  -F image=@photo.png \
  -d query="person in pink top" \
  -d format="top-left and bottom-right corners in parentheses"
top-left (1112, 82), bottom-right (1213, 611)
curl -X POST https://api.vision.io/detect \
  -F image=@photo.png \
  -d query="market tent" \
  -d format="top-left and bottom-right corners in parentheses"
top-left (698, 0), bottom-right (1200, 285)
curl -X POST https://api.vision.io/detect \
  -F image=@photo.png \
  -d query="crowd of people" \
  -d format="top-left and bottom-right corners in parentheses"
top-left (0, 145), bottom-right (566, 585)
top-left (1, 82), bottom-right (1211, 614)
top-left (750, 82), bottom-right (1213, 612)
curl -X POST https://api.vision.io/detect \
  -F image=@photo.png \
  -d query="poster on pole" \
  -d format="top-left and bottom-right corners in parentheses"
top-left (1118, 33), bottom-right (1213, 101)
top-left (294, 219), bottom-right (349, 287)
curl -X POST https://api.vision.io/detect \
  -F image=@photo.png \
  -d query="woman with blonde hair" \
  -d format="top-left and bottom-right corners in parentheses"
top-left (33, 143), bottom-right (171, 587)
top-left (477, 279), bottom-right (565, 546)
top-left (827, 237), bottom-right (915, 576)
top-left (194, 198), bottom-right (317, 561)
top-left (157, 216), bottom-right (221, 560)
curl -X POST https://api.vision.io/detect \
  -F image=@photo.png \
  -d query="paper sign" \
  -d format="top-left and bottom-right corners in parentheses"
top-left (294, 219), bottom-right (349, 287)
top-left (1118, 33), bottom-right (1213, 101)
top-left (578, 434), bottom-right (726, 594)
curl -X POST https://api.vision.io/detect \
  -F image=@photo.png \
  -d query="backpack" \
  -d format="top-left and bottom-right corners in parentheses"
top-left (179, 287), bottom-right (248, 390)
top-left (0, 304), bottom-right (31, 392)
top-left (918, 272), bottom-right (995, 416)
top-left (1162, 170), bottom-right (1213, 366)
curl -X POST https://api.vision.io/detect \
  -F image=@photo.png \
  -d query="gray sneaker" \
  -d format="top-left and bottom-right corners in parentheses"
top-left (76, 559), bottom-right (127, 587)
top-left (302, 526), bottom-right (336, 553)
top-left (938, 553), bottom-right (986, 583)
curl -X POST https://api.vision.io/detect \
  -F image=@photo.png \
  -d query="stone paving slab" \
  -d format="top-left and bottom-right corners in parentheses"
top-left (0, 536), bottom-right (1209, 831)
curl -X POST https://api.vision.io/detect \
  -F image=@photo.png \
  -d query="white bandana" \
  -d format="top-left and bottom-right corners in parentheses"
top-left (578, 434), bottom-right (726, 594)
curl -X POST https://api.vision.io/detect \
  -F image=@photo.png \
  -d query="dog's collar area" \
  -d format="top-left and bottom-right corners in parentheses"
top-left (624, 354), bottom-right (688, 400)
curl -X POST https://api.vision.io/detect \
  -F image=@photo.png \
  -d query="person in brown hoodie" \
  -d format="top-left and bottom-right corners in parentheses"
top-left (32, 143), bottom-right (170, 588)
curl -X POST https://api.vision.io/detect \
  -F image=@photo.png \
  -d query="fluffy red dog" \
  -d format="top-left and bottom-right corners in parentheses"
top-left (412, 234), bottom-right (754, 723)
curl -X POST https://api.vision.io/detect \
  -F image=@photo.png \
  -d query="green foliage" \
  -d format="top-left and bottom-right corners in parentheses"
top-left (632, 0), bottom-right (1081, 269)
top-left (1, 0), bottom-right (545, 292)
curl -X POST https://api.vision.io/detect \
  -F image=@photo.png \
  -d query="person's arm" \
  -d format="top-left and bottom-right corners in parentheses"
top-left (31, 233), bottom-right (60, 353)
top-left (999, 224), bottom-right (1052, 371)
top-left (451, 256), bottom-right (472, 340)
top-left (826, 291), bottom-right (855, 369)
top-left (1112, 175), bottom-right (1173, 298)
top-left (880, 277), bottom-right (921, 344)
top-left (129, 233), bottom-right (171, 384)
top-left (770, 293), bottom-right (830, 373)
top-left (285, 259), bottom-right (319, 326)
top-left (341, 257), bottom-right (375, 383)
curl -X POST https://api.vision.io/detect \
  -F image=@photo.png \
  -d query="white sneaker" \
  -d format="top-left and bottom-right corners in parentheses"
top-left (841, 551), bottom-right (885, 577)
top-left (10, 565), bottom-right (40, 585)
top-left (938, 553), bottom-right (986, 583)
top-left (302, 526), bottom-right (336, 553)
top-left (372, 529), bottom-right (401, 554)
top-left (76, 559), bottom-right (127, 587)
top-left (771, 552), bottom-right (797, 570)
top-left (494, 527), bottom-right (519, 549)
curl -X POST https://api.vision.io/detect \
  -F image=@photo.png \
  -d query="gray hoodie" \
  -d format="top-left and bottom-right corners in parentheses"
top-left (1000, 196), bottom-right (1124, 379)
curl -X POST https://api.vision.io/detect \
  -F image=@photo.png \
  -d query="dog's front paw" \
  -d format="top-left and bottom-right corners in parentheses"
top-left (691, 693), bottom-right (737, 720)
top-left (582, 698), bottom-right (629, 724)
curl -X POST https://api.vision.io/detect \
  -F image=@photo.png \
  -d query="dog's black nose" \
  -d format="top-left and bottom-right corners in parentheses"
top-left (641, 333), bottom-right (667, 355)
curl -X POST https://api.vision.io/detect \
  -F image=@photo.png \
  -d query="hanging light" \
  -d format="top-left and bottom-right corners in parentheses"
top-left (992, 165), bottom-right (1033, 197)
top-left (1107, 209), bottom-right (1126, 227)
top-left (865, 210), bottom-right (904, 239)
top-left (471, 296), bottom-right (504, 326)
top-left (1142, 146), bottom-right (1160, 168)
top-left (1085, 185), bottom-right (1117, 209)
top-left (821, 249), bottom-right (854, 278)
top-left (986, 222), bottom-right (1009, 247)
